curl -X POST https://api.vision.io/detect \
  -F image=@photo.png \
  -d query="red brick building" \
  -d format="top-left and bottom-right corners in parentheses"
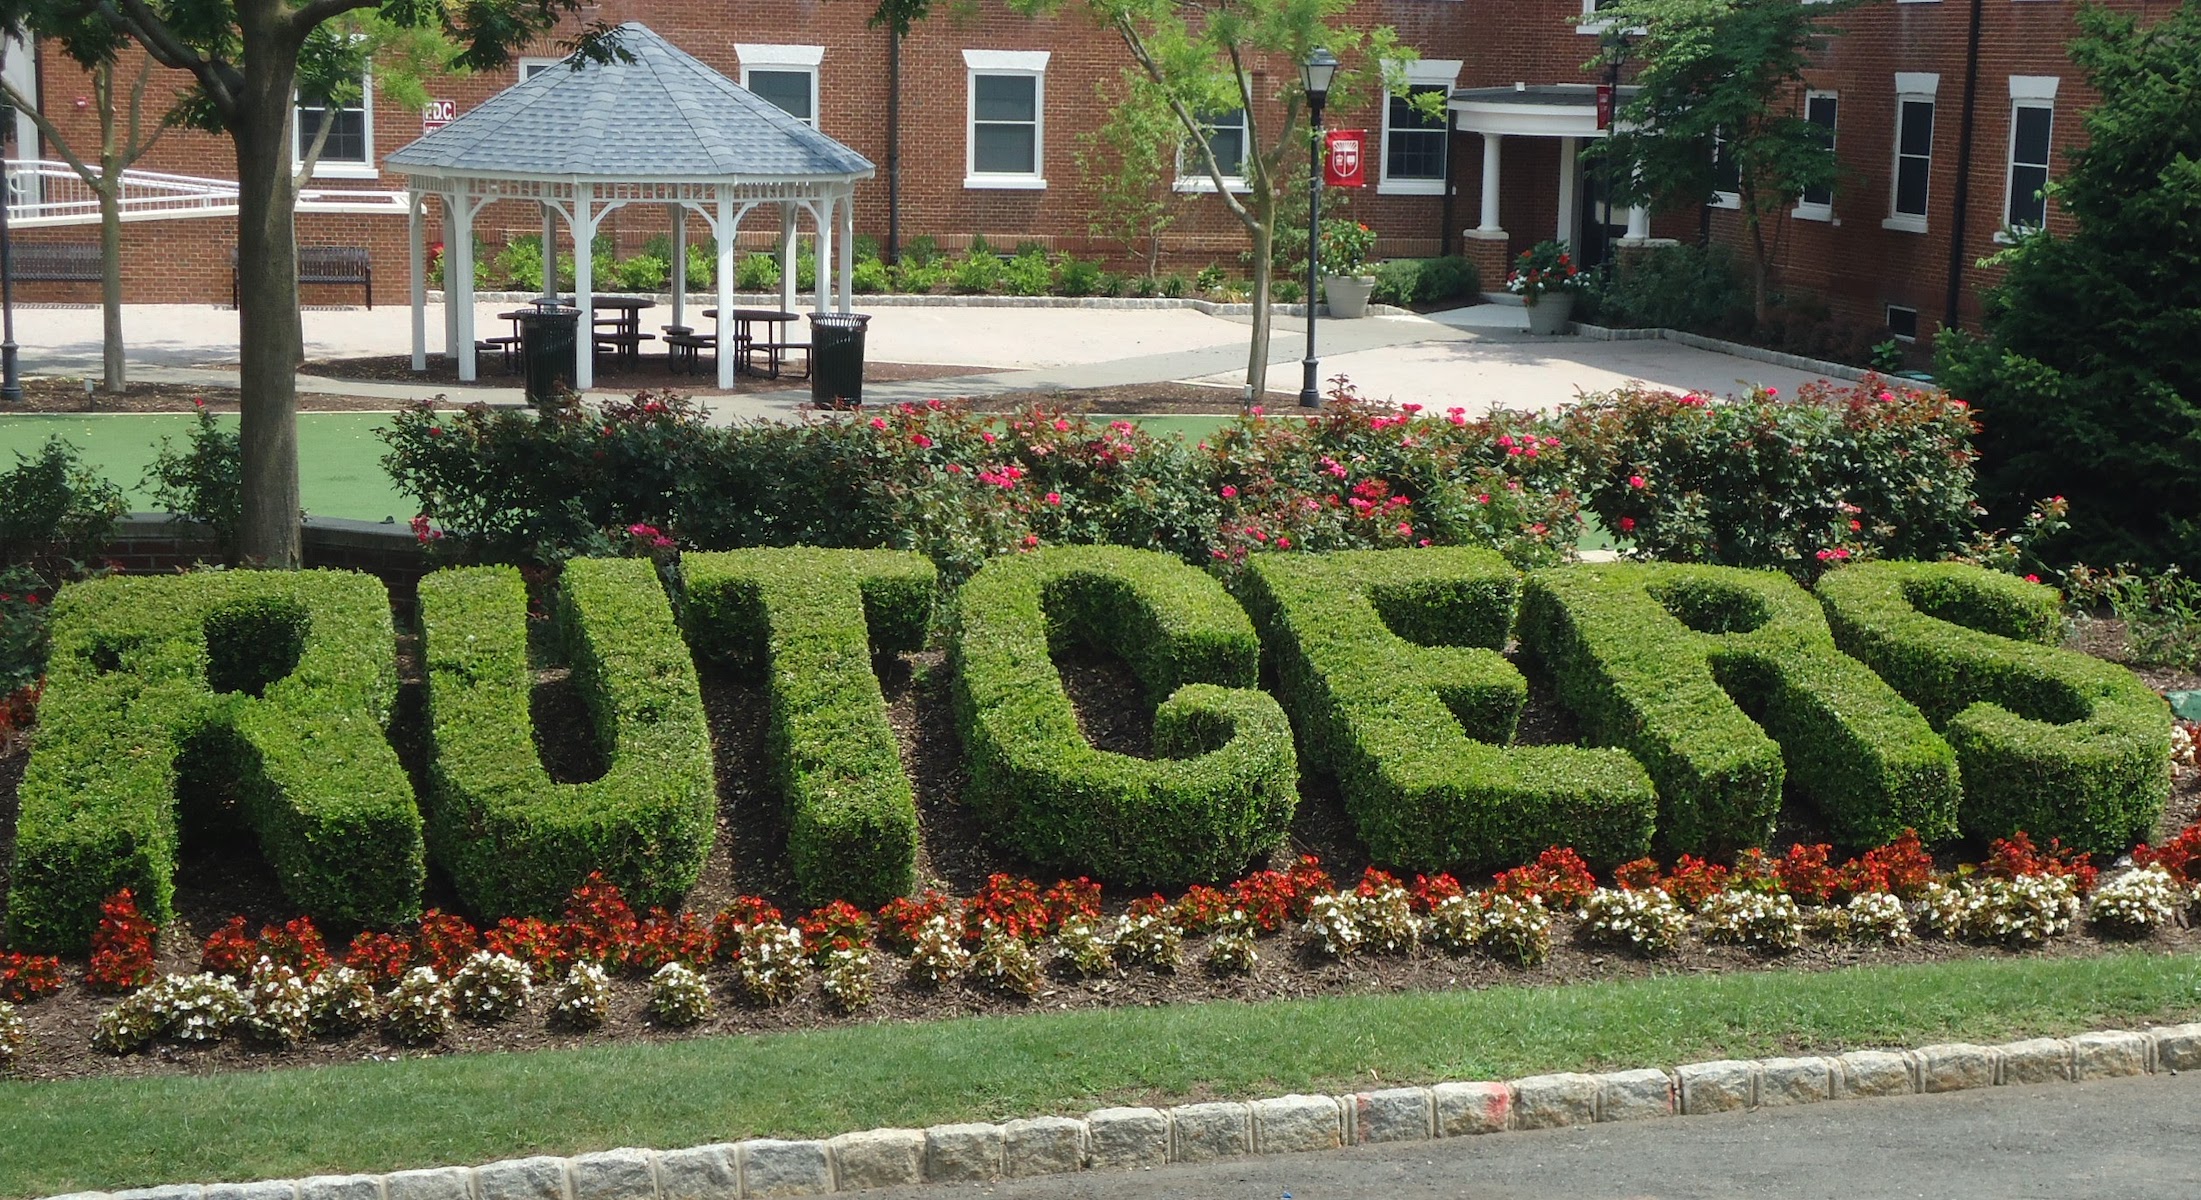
top-left (2, 0), bottom-right (2138, 347)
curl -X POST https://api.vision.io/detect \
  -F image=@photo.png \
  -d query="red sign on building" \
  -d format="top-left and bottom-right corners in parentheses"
top-left (1595, 84), bottom-right (1615, 131)
top-left (1323, 130), bottom-right (1367, 188)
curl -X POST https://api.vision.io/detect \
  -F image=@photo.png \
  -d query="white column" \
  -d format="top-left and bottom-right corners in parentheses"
top-left (454, 196), bottom-right (479, 383)
top-left (540, 202), bottom-right (557, 300)
top-left (669, 202), bottom-right (686, 329)
top-left (1626, 203), bottom-right (1649, 242)
top-left (1556, 137), bottom-right (1580, 247)
top-left (717, 191), bottom-right (738, 391)
top-left (836, 191), bottom-right (854, 314)
top-left (1478, 134), bottom-right (1504, 233)
top-left (572, 183), bottom-right (594, 390)
top-left (778, 204), bottom-right (797, 314)
top-left (440, 195), bottom-right (457, 360)
top-left (408, 192), bottom-right (426, 372)
top-left (812, 195), bottom-right (832, 314)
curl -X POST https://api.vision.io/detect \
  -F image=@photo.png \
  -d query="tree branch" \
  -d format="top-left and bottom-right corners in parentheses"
top-left (295, 97), bottom-right (338, 184)
top-left (105, 0), bottom-right (239, 116)
top-left (122, 54), bottom-right (171, 165)
top-left (283, 0), bottom-right (381, 40)
top-left (1110, 13), bottom-right (1256, 231)
top-left (0, 77), bottom-right (101, 190)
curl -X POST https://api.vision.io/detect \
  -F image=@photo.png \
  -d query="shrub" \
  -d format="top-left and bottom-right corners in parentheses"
top-left (1001, 248), bottom-right (1055, 296)
top-left (735, 252), bottom-right (781, 292)
top-left (1302, 892), bottom-right (1364, 959)
top-left (0, 437), bottom-right (125, 563)
top-left (906, 915), bottom-right (970, 986)
top-left (2087, 866), bottom-right (2182, 938)
top-left (144, 405), bottom-right (243, 558)
top-left (1205, 917), bottom-right (1259, 974)
top-left (951, 546), bottom-right (1299, 885)
top-left (1111, 910), bottom-right (1182, 971)
top-left (416, 560), bottom-right (714, 918)
top-left (682, 549), bottom-right (934, 906)
top-left (146, 972), bottom-right (252, 1044)
top-left (241, 960), bottom-right (313, 1046)
top-left (384, 967), bottom-right (453, 1045)
top-left (1828, 892), bottom-right (1914, 944)
top-left (850, 258), bottom-right (891, 294)
top-left (1578, 887), bottom-right (1689, 956)
top-left (1054, 919), bottom-right (1117, 977)
top-left (893, 258), bottom-right (949, 293)
top-left (449, 952), bottom-right (534, 1023)
top-left (1241, 549), bottom-right (1656, 871)
top-left (1056, 256), bottom-right (1103, 297)
top-left (1698, 891), bottom-right (1804, 952)
top-left (1584, 242), bottom-right (1750, 334)
top-left (306, 967), bottom-right (376, 1035)
top-left (951, 248), bottom-right (1003, 294)
top-left (610, 253), bottom-right (668, 292)
top-left (646, 962), bottom-right (713, 1027)
top-left (8, 572), bottom-right (420, 951)
top-left (1559, 380), bottom-right (1980, 578)
top-left (549, 962), bottom-right (612, 1030)
top-left (1521, 562), bottom-right (1960, 855)
top-left (1815, 561), bottom-right (2170, 852)
top-left (820, 946), bottom-right (876, 1013)
top-left (1474, 893), bottom-right (1553, 967)
top-left (972, 928), bottom-right (1042, 998)
top-left (1369, 256), bottom-right (1480, 307)
top-left (91, 991), bottom-right (163, 1055)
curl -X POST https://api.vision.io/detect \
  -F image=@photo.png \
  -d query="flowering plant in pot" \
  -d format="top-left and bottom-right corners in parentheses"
top-left (1319, 219), bottom-right (1380, 319)
top-left (1507, 241), bottom-right (1584, 333)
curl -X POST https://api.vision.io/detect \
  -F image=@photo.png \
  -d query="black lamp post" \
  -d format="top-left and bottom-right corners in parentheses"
top-left (0, 91), bottom-right (19, 403)
top-left (1298, 47), bottom-right (1338, 410)
top-left (1595, 26), bottom-right (1633, 268)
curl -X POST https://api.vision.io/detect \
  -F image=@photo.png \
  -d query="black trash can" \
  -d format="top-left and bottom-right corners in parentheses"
top-left (518, 307), bottom-right (579, 406)
top-left (808, 312), bottom-right (872, 409)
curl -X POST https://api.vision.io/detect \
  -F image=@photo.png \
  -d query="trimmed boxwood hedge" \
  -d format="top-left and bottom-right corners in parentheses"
top-left (1236, 548), bottom-right (1657, 871)
top-left (8, 571), bottom-right (420, 952)
top-left (680, 548), bottom-right (935, 908)
top-left (417, 558), bottom-right (714, 919)
top-left (1815, 561), bottom-right (2170, 852)
top-left (951, 546), bottom-right (1298, 885)
top-left (1520, 563), bottom-right (1960, 855)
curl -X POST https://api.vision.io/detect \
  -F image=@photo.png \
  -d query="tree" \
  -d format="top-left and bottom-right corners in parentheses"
top-left (1586, 0), bottom-right (1859, 323)
top-left (1937, 2), bottom-right (2201, 569)
top-left (1076, 71), bottom-right (1179, 280)
top-left (0, 0), bottom-right (618, 568)
top-left (1007, 0), bottom-right (1421, 400)
top-left (1, 30), bottom-right (169, 395)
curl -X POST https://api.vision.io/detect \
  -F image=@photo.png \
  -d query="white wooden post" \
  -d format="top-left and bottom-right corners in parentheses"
top-left (778, 203), bottom-right (797, 315)
top-left (409, 191), bottom-right (426, 372)
top-left (441, 194), bottom-right (458, 361)
top-left (1478, 134), bottom-right (1504, 234)
top-left (540, 202), bottom-right (558, 300)
top-left (1625, 203), bottom-right (1650, 242)
top-left (837, 190), bottom-right (854, 314)
top-left (670, 202), bottom-right (686, 329)
top-left (572, 183), bottom-right (594, 389)
top-left (1556, 137), bottom-right (1580, 247)
top-left (454, 195), bottom-right (479, 383)
top-left (813, 194), bottom-right (833, 314)
top-left (717, 191), bottom-right (737, 391)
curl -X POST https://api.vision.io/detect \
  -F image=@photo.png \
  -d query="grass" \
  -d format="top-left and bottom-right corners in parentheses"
top-left (4, 952), bottom-right (2199, 1195)
top-left (0, 413), bottom-right (408, 523)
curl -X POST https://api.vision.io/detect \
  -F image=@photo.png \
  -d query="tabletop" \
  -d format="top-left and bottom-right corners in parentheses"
top-left (702, 308), bottom-right (800, 322)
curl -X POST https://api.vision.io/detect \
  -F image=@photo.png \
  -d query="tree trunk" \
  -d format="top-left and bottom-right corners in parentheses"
top-left (1748, 213), bottom-right (1773, 326)
top-left (1243, 219), bottom-right (1272, 401)
top-left (232, 33), bottom-right (305, 569)
top-left (98, 182), bottom-right (126, 394)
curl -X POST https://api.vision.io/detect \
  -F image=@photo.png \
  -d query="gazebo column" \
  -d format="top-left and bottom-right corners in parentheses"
top-left (717, 190), bottom-right (738, 391)
top-left (813, 194), bottom-right (833, 314)
top-left (453, 192), bottom-right (480, 383)
top-left (409, 192), bottom-right (426, 372)
top-left (1556, 137), bottom-right (1580, 247)
top-left (669, 202), bottom-right (686, 329)
top-left (572, 182), bottom-right (595, 389)
top-left (540, 203), bottom-right (558, 300)
top-left (440, 194), bottom-right (458, 363)
top-left (836, 190), bottom-right (854, 313)
top-left (778, 204), bottom-right (797, 315)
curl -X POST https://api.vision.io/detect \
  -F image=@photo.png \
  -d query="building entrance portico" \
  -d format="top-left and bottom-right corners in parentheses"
top-left (1448, 84), bottom-right (1644, 286)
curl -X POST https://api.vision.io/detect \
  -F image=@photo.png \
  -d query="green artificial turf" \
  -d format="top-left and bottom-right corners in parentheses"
top-left (0, 413), bottom-right (409, 523)
top-left (4, 952), bottom-right (2198, 1195)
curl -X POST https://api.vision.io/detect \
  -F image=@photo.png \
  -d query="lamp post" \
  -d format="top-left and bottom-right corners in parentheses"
top-left (0, 86), bottom-right (19, 403)
top-left (1298, 47), bottom-right (1337, 409)
top-left (1595, 26), bottom-right (1632, 268)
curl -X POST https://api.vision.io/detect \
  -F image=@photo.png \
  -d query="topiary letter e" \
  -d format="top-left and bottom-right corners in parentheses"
top-left (1239, 548), bottom-right (1656, 871)
top-left (9, 571), bottom-right (421, 952)
top-left (680, 547), bottom-right (935, 908)
top-left (1815, 561), bottom-right (2168, 853)
top-left (1521, 562), bottom-right (1959, 855)
top-left (952, 546), bottom-right (1298, 886)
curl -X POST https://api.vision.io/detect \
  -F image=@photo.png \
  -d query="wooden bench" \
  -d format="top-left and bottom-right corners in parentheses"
top-left (477, 335), bottom-right (522, 372)
top-left (746, 340), bottom-right (812, 380)
top-left (664, 331), bottom-right (715, 375)
top-left (8, 242), bottom-right (102, 282)
top-left (231, 245), bottom-right (373, 309)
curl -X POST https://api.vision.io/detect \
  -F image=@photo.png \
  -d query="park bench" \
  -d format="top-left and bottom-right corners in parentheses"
top-left (8, 242), bottom-right (102, 282)
top-left (230, 245), bottom-right (373, 309)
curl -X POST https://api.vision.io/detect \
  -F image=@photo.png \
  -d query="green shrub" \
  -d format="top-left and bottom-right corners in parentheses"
top-left (850, 259), bottom-right (891, 295)
top-left (1520, 562), bottom-right (1960, 855)
top-left (0, 438), bottom-right (125, 564)
top-left (1158, 273), bottom-right (1188, 299)
top-left (8, 571), bottom-right (420, 951)
top-left (144, 406), bottom-right (242, 559)
top-left (952, 248), bottom-right (1005, 294)
top-left (894, 258), bottom-right (949, 293)
top-left (611, 253), bottom-right (668, 292)
top-left (681, 548), bottom-right (935, 907)
top-left (1815, 561), bottom-right (2169, 852)
top-left (1001, 249), bottom-right (1056, 297)
top-left (950, 546), bottom-right (1298, 885)
top-left (684, 241), bottom-right (717, 289)
top-left (1236, 549), bottom-right (1656, 872)
top-left (1369, 257), bottom-right (1480, 308)
top-left (1586, 242), bottom-right (1751, 334)
top-left (735, 252), bottom-right (782, 292)
top-left (1055, 257), bottom-right (1103, 298)
top-left (417, 559), bottom-right (714, 918)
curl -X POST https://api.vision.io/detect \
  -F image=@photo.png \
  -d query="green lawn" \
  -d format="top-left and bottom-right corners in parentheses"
top-left (4, 952), bottom-right (2197, 1195)
top-left (0, 413), bottom-right (408, 523)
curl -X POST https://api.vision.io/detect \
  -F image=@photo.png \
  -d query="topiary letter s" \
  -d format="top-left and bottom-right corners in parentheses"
top-left (680, 547), bottom-right (935, 908)
top-left (1237, 548), bottom-right (1657, 872)
top-left (1815, 560), bottom-right (2169, 853)
top-left (8, 571), bottom-right (421, 952)
top-left (952, 546), bottom-right (1298, 886)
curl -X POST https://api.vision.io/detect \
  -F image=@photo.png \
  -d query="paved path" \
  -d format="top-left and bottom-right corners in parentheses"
top-left (859, 1076), bottom-right (2201, 1200)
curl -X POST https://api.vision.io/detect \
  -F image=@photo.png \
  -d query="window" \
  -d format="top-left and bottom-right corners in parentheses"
top-left (1885, 73), bottom-right (1939, 232)
top-left (519, 57), bottom-right (560, 81)
top-left (1795, 91), bottom-right (1839, 220)
top-left (1378, 59), bottom-right (1460, 195)
top-left (1885, 304), bottom-right (1920, 342)
top-left (1176, 109), bottom-right (1247, 192)
top-left (1710, 127), bottom-right (1741, 209)
top-left (737, 44), bottom-right (825, 128)
top-left (295, 74), bottom-right (372, 178)
top-left (964, 50), bottom-right (1049, 188)
top-left (2004, 77), bottom-right (2059, 232)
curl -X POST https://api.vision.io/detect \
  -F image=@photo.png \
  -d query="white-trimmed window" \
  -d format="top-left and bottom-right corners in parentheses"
top-left (1794, 91), bottom-right (1838, 220)
top-left (1379, 58), bottom-right (1460, 196)
top-left (1176, 109), bottom-right (1248, 192)
top-left (1710, 127), bottom-right (1741, 209)
top-left (1885, 72), bottom-right (1938, 232)
top-left (1885, 304), bottom-right (1920, 343)
top-left (519, 56), bottom-right (561, 81)
top-left (737, 44), bottom-right (825, 127)
top-left (295, 73), bottom-right (373, 178)
top-left (2004, 76), bottom-right (2059, 232)
top-left (964, 50), bottom-right (1048, 189)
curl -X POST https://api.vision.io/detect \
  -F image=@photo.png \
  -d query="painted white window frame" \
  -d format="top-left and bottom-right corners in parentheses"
top-left (736, 44), bottom-right (826, 128)
top-left (1175, 108), bottom-right (1251, 193)
top-left (1884, 72), bottom-right (1939, 233)
top-left (293, 71), bottom-right (375, 180)
top-left (1377, 58), bottom-right (1462, 196)
top-left (1794, 90), bottom-right (1839, 221)
top-left (1577, 0), bottom-right (1646, 35)
top-left (1885, 303), bottom-right (1921, 343)
top-left (518, 56), bottom-right (562, 81)
top-left (964, 49), bottom-right (1049, 190)
top-left (1709, 126), bottom-right (1742, 210)
top-left (1999, 75), bottom-right (2059, 240)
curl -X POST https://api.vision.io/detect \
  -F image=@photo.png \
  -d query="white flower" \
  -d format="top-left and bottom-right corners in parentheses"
top-left (2089, 865), bottom-right (2181, 937)
top-left (1579, 887), bottom-right (1688, 956)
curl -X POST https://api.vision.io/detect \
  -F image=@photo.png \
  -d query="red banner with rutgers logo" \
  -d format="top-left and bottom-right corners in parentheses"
top-left (1323, 130), bottom-right (1367, 188)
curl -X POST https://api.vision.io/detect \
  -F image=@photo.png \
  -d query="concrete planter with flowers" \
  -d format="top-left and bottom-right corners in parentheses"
top-left (1508, 240), bottom-right (1585, 335)
top-left (1319, 218), bottom-right (1379, 319)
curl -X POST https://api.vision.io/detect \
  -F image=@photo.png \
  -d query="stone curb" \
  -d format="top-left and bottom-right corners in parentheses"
top-left (1571, 320), bottom-right (1874, 383)
top-left (430, 289), bottom-right (1410, 320)
top-left (55, 1024), bottom-right (2198, 1200)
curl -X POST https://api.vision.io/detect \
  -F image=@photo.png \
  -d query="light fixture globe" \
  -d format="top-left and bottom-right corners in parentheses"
top-left (1300, 47), bottom-right (1339, 103)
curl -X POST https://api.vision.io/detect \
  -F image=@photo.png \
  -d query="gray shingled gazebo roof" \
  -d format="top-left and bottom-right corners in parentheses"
top-left (386, 22), bottom-right (874, 182)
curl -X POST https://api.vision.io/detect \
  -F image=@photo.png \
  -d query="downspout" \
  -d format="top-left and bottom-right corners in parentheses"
top-left (885, 25), bottom-right (901, 264)
top-left (1944, 0), bottom-right (1984, 333)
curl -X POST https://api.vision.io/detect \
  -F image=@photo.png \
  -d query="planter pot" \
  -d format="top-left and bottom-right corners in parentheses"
top-left (1524, 291), bottom-right (1576, 335)
top-left (1325, 274), bottom-right (1377, 319)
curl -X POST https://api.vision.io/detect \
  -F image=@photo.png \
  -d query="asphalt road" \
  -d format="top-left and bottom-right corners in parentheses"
top-left (863, 1075), bottom-right (2201, 1200)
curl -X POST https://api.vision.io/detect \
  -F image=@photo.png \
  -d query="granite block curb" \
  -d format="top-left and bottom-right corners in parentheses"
top-left (52, 1025), bottom-right (2197, 1199)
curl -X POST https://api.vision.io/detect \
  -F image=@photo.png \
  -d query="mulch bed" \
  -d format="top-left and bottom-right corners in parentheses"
top-left (301, 355), bottom-right (989, 400)
top-left (963, 382), bottom-right (1252, 415)
top-left (0, 609), bottom-right (2195, 1083)
top-left (7, 377), bottom-right (402, 413)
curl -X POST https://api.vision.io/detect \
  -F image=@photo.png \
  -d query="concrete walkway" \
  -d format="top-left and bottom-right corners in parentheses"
top-left (13, 300), bottom-right (1839, 420)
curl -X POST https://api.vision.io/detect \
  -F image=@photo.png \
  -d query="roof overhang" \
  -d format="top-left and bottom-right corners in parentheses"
top-left (1449, 84), bottom-right (1638, 138)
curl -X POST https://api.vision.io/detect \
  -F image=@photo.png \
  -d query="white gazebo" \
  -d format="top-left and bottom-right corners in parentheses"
top-left (385, 22), bottom-right (876, 390)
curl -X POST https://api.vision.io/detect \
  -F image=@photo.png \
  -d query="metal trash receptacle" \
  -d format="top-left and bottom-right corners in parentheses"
top-left (519, 307), bottom-right (579, 405)
top-left (808, 312), bottom-right (872, 409)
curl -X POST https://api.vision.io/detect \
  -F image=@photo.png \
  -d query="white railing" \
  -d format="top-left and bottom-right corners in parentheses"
top-left (4, 158), bottom-right (406, 228)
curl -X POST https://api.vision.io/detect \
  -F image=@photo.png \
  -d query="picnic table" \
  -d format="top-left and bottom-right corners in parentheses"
top-left (702, 308), bottom-right (806, 379)
top-left (590, 296), bottom-right (657, 370)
